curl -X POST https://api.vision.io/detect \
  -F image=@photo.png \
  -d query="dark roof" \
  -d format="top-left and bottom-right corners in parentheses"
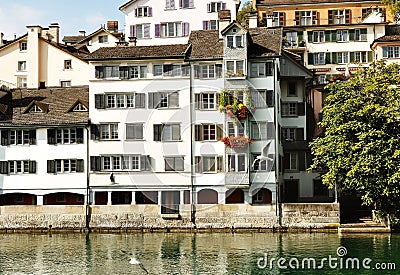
top-left (119, 0), bottom-right (138, 11)
top-left (248, 28), bottom-right (282, 57)
top-left (256, 0), bottom-right (381, 6)
top-left (0, 34), bottom-right (28, 50)
top-left (373, 25), bottom-right (400, 43)
top-left (62, 35), bottom-right (85, 43)
top-left (86, 44), bottom-right (190, 60)
top-left (0, 87), bottom-right (89, 126)
top-left (188, 30), bottom-right (223, 60)
top-left (41, 38), bottom-right (90, 59)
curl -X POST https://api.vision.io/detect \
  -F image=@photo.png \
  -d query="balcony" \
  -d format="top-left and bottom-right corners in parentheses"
top-left (225, 172), bottom-right (250, 187)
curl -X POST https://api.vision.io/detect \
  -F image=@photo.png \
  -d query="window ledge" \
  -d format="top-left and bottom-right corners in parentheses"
top-left (161, 213), bottom-right (180, 219)
top-left (226, 76), bottom-right (246, 80)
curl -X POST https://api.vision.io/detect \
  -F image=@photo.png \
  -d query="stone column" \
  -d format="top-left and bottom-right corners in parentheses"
top-left (218, 192), bottom-right (225, 204)
top-left (157, 191), bottom-right (162, 205)
top-left (180, 190), bottom-right (184, 204)
top-left (131, 191), bottom-right (136, 205)
top-left (36, 195), bottom-right (44, 205)
top-left (244, 190), bottom-right (252, 205)
top-left (107, 191), bottom-right (112, 205)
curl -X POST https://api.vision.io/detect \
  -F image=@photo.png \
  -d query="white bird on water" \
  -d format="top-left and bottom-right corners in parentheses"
top-left (120, 250), bottom-right (149, 274)
top-left (251, 140), bottom-right (273, 168)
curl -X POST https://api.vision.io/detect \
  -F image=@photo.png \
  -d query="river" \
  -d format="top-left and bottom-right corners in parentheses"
top-left (0, 232), bottom-right (398, 274)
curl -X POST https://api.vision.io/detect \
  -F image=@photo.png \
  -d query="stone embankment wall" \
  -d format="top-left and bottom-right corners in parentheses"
top-left (0, 203), bottom-right (340, 232)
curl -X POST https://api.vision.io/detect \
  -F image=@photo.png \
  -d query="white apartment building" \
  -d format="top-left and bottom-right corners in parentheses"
top-left (0, 24), bottom-right (89, 89)
top-left (119, 0), bottom-right (240, 46)
top-left (0, 87), bottom-right (89, 206)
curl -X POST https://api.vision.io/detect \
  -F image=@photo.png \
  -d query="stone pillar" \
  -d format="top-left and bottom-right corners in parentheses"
top-left (131, 191), bottom-right (136, 205)
top-left (107, 191), bottom-right (112, 205)
top-left (37, 195), bottom-right (44, 206)
top-left (90, 191), bottom-right (95, 205)
top-left (244, 190), bottom-right (252, 205)
top-left (157, 191), bottom-right (162, 205)
top-left (180, 190), bottom-right (184, 204)
top-left (83, 194), bottom-right (88, 205)
top-left (218, 192), bottom-right (225, 204)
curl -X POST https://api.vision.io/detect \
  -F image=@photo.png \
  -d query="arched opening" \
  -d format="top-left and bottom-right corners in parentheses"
top-left (197, 189), bottom-right (218, 204)
top-left (225, 189), bottom-right (244, 204)
top-left (252, 188), bottom-right (272, 204)
top-left (0, 193), bottom-right (37, 206)
top-left (44, 192), bottom-right (84, 205)
top-left (135, 191), bottom-right (158, 204)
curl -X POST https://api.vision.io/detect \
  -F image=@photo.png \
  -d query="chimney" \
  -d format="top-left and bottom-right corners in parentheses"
top-left (107, 21), bottom-right (119, 32)
top-left (79, 30), bottom-right (86, 36)
top-left (129, 36), bottom-right (137, 46)
top-left (248, 11), bottom-right (258, 28)
top-left (0, 33), bottom-right (3, 46)
top-left (218, 10), bottom-right (231, 39)
top-left (48, 23), bottom-right (60, 43)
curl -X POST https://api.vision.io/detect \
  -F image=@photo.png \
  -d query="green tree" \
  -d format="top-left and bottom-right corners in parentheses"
top-left (310, 61), bottom-right (400, 221)
top-left (382, 0), bottom-right (400, 22)
top-left (237, 1), bottom-right (254, 28)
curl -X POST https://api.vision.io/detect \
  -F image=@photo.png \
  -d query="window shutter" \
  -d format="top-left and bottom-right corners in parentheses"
top-left (324, 30), bottom-right (331, 42)
top-left (90, 156), bottom-right (100, 171)
top-left (95, 94), bottom-right (105, 109)
top-left (193, 65), bottom-right (200, 78)
top-left (76, 128), bottom-right (84, 144)
top-left (312, 11), bottom-right (319, 25)
top-left (47, 160), bottom-right (55, 173)
top-left (29, 161), bottom-right (36, 174)
top-left (183, 23), bottom-right (190, 36)
top-left (0, 161), bottom-right (8, 174)
top-left (134, 8), bottom-right (138, 17)
top-left (367, 51), bottom-right (373, 62)
top-left (155, 24), bottom-right (161, 38)
top-left (203, 21), bottom-right (209, 30)
top-left (215, 64), bottom-right (222, 78)
top-left (325, 52), bottom-right (331, 64)
top-left (331, 30), bottom-right (337, 41)
top-left (172, 125), bottom-right (181, 140)
top-left (207, 3), bottom-right (211, 12)
top-left (189, 0), bottom-right (194, 8)
top-left (130, 25), bottom-right (136, 38)
top-left (297, 30), bottom-right (303, 42)
top-left (135, 93), bottom-right (146, 108)
top-left (349, 29), bottom-right (355, 41)
top-left (328, 10), bottom-right (333, 25)
top-left (307, 31), bottom-right (313, 43)
top-left (148, 7), bottom-right (153, 17)
top-left (47, 129), bottom-right (56, 144)
top-left (90, 124), bottom-right (100, 140)
top-left (195, 156), bottom-right (201, 173)
top-left (294, 11), bottom-right (300, 26)
top-left (267, 122), bottom-right (275, 139)
top-left (298, 151), bottom-right (306, 171)
top-left (149, 92), bottom-right (161, 108)
top-left (345, 9), bottom-right (351, 24)
top-left (217, 124), bottom-right (223, 140)
top-left (154, 124), bottom-right (162, 141)
top-left (194, 94), bottom-right (200, 109)
top-left (222, 3), bottom-right (226, 10)
top-left (332, 52), bottom-right (338, 64)
top-left (144, 24), bottom-right (150, 38)
top-left (1, 130), bottom-right (9, 146)
top-left (195, 125), bottom-right (203, 141)
top-left (350, 52), bottom-right (355, 62)
top-left (296, 128), bottom-right (304, 141)
top-left (283, 154), bottom-right (290, 170)
top-left (29, 130), bottom-right (36, 145)
top-left (140, 155), bottom-right (150, 171)
top-left (279, 12), bottom-right (286, 26)
top-left (308, 53), bottom-right (314, 65)
top-left (76, 159), bottom-right (84, 173)
top-left (297, 102), bottom-right (305, 116)
top-left (382, 46), bottom-right (388, 58)
top-left (148, 92), bottom-right (154, 108)
top-left (169, 92), bottom-right (179, 107)
top-left (179, 0), bottom-right (183, 8)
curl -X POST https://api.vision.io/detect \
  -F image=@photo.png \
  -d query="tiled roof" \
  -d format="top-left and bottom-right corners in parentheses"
top-left (0, 87), bottom-right (89, 126)
top-left (86, 44), bottom-right (190, 60)
top-left (188, 30), bottom-right (223, 59)
top-left (41, 38), bottom-right (90, 59)
top-left (373, 25), bottom-right (400, 42)
top-left (62, 35), bottom-right (84, 43)
top-left (256, 0), bottom-right (381, 6)
top-left (248, 28), bottom-right (282, 57)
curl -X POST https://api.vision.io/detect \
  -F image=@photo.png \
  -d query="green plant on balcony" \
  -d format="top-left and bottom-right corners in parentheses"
top-left (218, 88), bottom-right (253, 120)
top-left (220, 136), bottom-right (254, 148)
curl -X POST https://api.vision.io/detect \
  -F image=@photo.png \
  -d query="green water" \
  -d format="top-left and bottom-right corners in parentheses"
top-left (0, 232), bottom-right (398, 274)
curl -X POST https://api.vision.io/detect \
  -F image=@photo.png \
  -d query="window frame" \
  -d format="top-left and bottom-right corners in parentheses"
top-left (99, 123), bottom-right (119, 140)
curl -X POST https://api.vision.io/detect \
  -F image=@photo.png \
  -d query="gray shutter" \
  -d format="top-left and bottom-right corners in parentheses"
top-left (140, 155), bottom-right (151, 171)
top-left (135, 93), bottom-right (145, 108)
top-left (298, 151), bottom-right (306, 171)
top-left (297, 102), bottom-right (305, 116)
top-left (154, 124), bottom-right (162, 141)
top-left (172, 125), bottom-right (181, 140)
top-left (90, 125), bottom-right (100, 140)
top-left (77, 159), bottom-right (84, 173)
top-left (189, 0), bottom-right (194, 8)
top-left (126, 124), bottom-right (134, 140)
top-left (193, 65), bottom-right (200, 78)
top-left (29, 130), bottom-right (36, 145)
top-left (47, 160), bottom-right (55, 173)
top-left (169, 92), bottom-right (179, 107)
top-left (308, 53), bottom-right (314, 65)
top-left (267, 90), bottom-right (274, 107)
top-left (1, 130), bottom-right (9, 146)
top-left (296, 128), bottom-right (304, 141)
top-left (144, 24), bottom-right (150, 38)
top-left (148, 92), bottom-right (161, 108)
top-left (95, 94), bottom-right (105, 109)
top-left (0, 161), bottom-right (8, 174)
top-left (324, 30), bottom-right (331, 42)
top-left (195, 156), bottom-right (201, 173)
top-left (267, 122), bottom-right (275, 139)
top-left (90, 156), bottom-right (101, 171)
top-left (195, 125), bottom-right (203, 141)
top-left (155, 24), bottom-right (161, 38)
top-left (29, 161), bottom-right (36, 174)
top-left (216, 124), bottom-right (223, 140)
top-left (47, 129), bottom-right (56, 144)
top-left (195, 94), bottom-right (200, 109)
top-left (76, 128), bottom-right (84, 144)
top-left (328, 10), bottom-right (333, 25)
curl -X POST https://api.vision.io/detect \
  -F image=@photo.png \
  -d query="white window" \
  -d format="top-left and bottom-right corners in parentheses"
top-left (197, 156), bottom-right (223, 173)
top-left (203, 20), bottom-right (218, 30)
top-left (282, 103), bottom-right (297, 116)
top-left (226, 35), bottom-right (243, 48)
top-left (227, 154), bottom-right (246, 172)
top-left (165, 156), bottom-right (184, 171)
top-left (273, 12), bottom-right (284, 27)
top-left (208, 2), bottom-right (225, 13)
top-left (251, 122), bottom-right (267, 140)
top-left (313, 53), bottom-right (325, 65)
top-left (54, 159), bottom-right (78, 173)
top-left (282, 128), bottom-right (296, 141)
top-left (18, 61), bottom-right (26, 71)
top-left (100, 124), bottom-right (118, 140)
top-left (285, 32), bottom-right (298, 47)
top-left (202, 93), bottom-right (216, 110)
top-left (148, 91), bottom-right (179, 108)
top-left (19, 42), bottom-right (27, 51)
top-left (126, 124), bottom-right (144, 140)
top-left (355, 29), bottom-right (367, 41)
top-left (355, 51), bottom-right (367, 63)
top-left (9, 160), bottom-right (34, 174)
top-left (337, 30), bottom-right (349, 42)
top-left (135, 24), bottom-right (151, 39)
top-left (17, 77), bottom-right (27, 88)
top-left (55, 129), bottom-right (79, 144)
top-left (227, 122), bottom-right (245, 137)
top-left (29, 105), bottom-right (42, 113)
top-left (154, 124), bottom-right (181, 141)
top-left (337, 52), bottom-right (349, 64)
top-left (313, 31), bottom-right (324, 43)
top-left (61, 81), bottom-right (71, 87)
top-left (161, 22), bottom-right (182, 37)
top-left (383, 46), bottom-right (400, 58)
top-left (252, 154), bottom-right (273, 171)
top-left (98, 35), bottom-right (108, 43)
top-left (136, 6), bottom-right (152, 17)
top-left (201, 64), bottom-right (215, 78)
top-left (203, 124), bottom-right (216, 141)
top-left (250, 62), bottom-right (273, 77)
top-left (300, 11), bottom-right (312, 26)
top-left (165, 0), bottom-right (175, 9)
top-left (64, 60), bottom-right (72, 70)
top-left (226, 60), bottom-right (245, 77)
top-left (333, 10), bottom-right (345, 24)
top-left (181, 0), bottom-right (194, 8)
top-left (101, 155), bottom-right (149, 171)
top-left (72, 102), bottom-right (87, 111)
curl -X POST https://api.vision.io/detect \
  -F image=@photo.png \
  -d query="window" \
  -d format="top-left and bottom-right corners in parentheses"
top-left (337, 52), bottom-right (349, 64)
top-left (333, 10), bottom-right (345, 24)
top-left (17, 77), bottom-right (27, 88)
top-left (64, 60), bottom-right (72, 70)
top-left (7, 160), bottom-right (36, 174)
top-left (227, 154), bottom-right (246, 172)
top-left (95, 66), bottom-right (119, 79)
top-left (72, 102), bottom-right (87, 111)
top-left (135, 24), bottom-right (151, 39)
top-left (252, 154), bottom-right (273, 171)
top-left (54, 159), bottom-right (81, 173)
top-left (47, 128), bottom-right (83, 145)
top-left (355, 51), bottom-right (367, 63)
top-left (153, 64), bottom-right (189, 77)
top-left (161, 22), bottom-right (181, 37)
top-left (148, 92), bottom-right (179, 108)
top-left (18, 61), bottom-right (26, 71)
top-left (61, 81), bottom-right (71, 87)
top-left (313, 31), bottom-right (324, 43)
top-left (287, 82), bottom-right (297, 97)
top-left (195, 124), bottom-right (220, 141)
top-left (201, 64), bottom-right (215, 78)
top-left (251, 122), bottom-right (267, 140)
top-left (354, 29), bottom-right (367, 41)
top-left (135, 6), bottom-right (152, 17)
top-left (285, 32), bottom-right (298, 47)
top-left (251, 90), bottom-right (273, 108)
top-left (154, 124), bottom-right (181, 141)
top-left (250, 62), bottom-right (273, 77)
top-left (99, 124), bottom-right (118, 140)
top-left (202, 93), bottom-right (216, 110)
top-left (2, 130), bottom-right (36, 146)
top-left (226, 60), bottom-right (245, 77)
top-left (300, 11), bottom-right (312, 26)
top-left (207, 2), bottom-right (225, 12)
top-left (313, 53), bottom-right (325, 65)
top-left (118, 65), bottom-right (148, 79)
top-left (282, 128), bottom-right (295, 141)
top-left (165, 156), bottom-right (184, 171)
top-left (337, 30), bottom-right (349, 42)
top-left (289, 152), bottom-right (298, 170)
top-left (98, 35), bottom-right (108, 43)
top-left (382, 46), bottom-right (400, 59)
top-left (181, 0), bottom-right (194, 8)
top-left (165, 0), bottom-right (175, 9)
top-left (282, 103), bottom-right (297, 116)
top-left (203, 20), bottom-right (218, 30)
top-left (99, 93), bottom-right (145, 109)
top-left (227, 122), bottom-right (245, 137)
top-left (226, 35), bottom-right (243, 48)
top-left (195, 156), bottom-right (223, 173)
top-left (273, 12), bottom-right (285, 27)
top-left (126, 124), bottom-right (144, 140)
top-left (194, 64), bottom-right (222, 79)
top-left (28, 105), bottom-right (42, 113)
top-left (19, 42), bottom-right (27, 51)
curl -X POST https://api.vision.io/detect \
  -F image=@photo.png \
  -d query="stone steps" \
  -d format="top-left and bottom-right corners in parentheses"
top-left (339, 219), bottom-right (390, 233)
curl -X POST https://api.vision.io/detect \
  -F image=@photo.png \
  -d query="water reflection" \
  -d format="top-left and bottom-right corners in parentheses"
top-left (0, 232), bottom-right (398, 274)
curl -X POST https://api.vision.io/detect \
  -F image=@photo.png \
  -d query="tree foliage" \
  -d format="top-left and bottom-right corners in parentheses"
top-left (237, 1), bottom-right (254, 28)
top-left (310, 61), bottom-right (400, 219)
top-left (382, 0), bottom-right (400, 22)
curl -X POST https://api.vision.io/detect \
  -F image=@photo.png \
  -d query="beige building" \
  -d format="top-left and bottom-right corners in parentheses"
top-left (0, 23), bottom-right (89, 90)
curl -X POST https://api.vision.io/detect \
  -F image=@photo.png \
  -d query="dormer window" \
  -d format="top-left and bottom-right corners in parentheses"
top-left (24, 101), bottom-right (48, 114)
top-left (226, 35), bottom-right (243, 48)
top-left (29, 105), bottom-right (42, 113)
top-left (64, 60), bottom-right (72, 70)
top-left (73, 103), bottom-right (88, 112)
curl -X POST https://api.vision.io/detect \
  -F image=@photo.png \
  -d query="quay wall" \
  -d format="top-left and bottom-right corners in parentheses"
top-left (0, 203), bottom-right (340, 231)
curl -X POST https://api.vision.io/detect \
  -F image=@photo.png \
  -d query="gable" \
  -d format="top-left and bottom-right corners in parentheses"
top-left (23, 101), bottom-right (49, 114)
top-left (68, 99), bottom-right (89, 112)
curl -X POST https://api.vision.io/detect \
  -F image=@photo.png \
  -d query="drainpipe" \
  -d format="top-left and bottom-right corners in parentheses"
top-left (189, 61), bottom-right (196, 227)
top-left (85, 121), bottom-right (90, 230)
